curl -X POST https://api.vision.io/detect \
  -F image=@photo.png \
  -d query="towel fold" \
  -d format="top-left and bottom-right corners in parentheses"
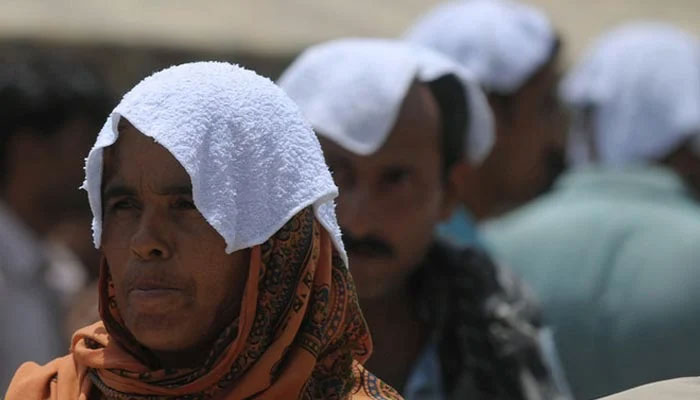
top-left (561, 22), bottom-right (700, 166)
top-left (405, 0), bottom-right (556, 95)
top-left (278, 38), bottom-right (494, 164)
top-left (82, 61), bottom-right (347, 266)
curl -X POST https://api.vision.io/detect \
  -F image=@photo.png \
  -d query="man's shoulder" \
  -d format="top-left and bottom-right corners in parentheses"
top-left (601, 378), bottom-right (700, 400)
top-left (481, 187), bottom-right (700, 265)
top-left (485, 186), bottom-right (700, 235)
top-left (431, 241), bottom-right (542, 325)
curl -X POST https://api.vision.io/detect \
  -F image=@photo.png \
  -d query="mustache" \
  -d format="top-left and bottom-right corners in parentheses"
top-left (342, 231), bottom-right (394, 258)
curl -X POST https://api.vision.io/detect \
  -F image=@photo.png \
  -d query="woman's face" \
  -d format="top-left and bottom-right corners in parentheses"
top-left (100, 121), bottom-right (249, 357)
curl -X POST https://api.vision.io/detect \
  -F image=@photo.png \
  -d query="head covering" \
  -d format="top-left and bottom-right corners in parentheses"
top-left (7, 209), bottom-right (401, 399)
top-left (82, 61), bottom-right (347, 266)
top-left (405, 0), bottom-right (557, 95)
top-left (278, 38), bottom-right (494, 165)
top-left (562, 22), bottom-right (700, 166)
top-left (5, 63), bottom-right (402, 400)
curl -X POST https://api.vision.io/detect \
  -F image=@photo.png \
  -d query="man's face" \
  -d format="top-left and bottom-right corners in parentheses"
top-left (321, 83), bottom-right (454, 300)
top-left (101, 122), bottom-right (249, 354)
top-left (478, 54), bottom-right (568, 216)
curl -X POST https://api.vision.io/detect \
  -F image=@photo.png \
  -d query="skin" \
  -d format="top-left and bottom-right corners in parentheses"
top-left (663, 137), bottom-right (700, 197)
top-left (466, 51), bottom-right (568, 219)
top-left (320, 82), bottom-right (460, 389)
top-left (3, 117), bottom-right (96, 236)
top-left (100, 120), bottom-right (249, 368)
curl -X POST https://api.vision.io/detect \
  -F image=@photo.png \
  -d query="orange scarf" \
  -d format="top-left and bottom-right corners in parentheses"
top-left (6, 208), bottom-right (402, 399)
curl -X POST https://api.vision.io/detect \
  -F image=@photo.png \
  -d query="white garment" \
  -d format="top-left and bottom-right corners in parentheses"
top-left (561, 22), bottom-right (700, 166)
top-left (82, 62), bottom-right (347, 266)
top-left (0, 203), bottom-right (63, 393)
top-left (278, 38), bottom-right (494, 164)
top-left (405, 0), bottom-right (556, 95)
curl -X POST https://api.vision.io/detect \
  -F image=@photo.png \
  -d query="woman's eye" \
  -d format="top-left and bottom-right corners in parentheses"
top-left (111, 200), bottom-right (134, 211)
top-left (173, 198), bottom-right (196, 210)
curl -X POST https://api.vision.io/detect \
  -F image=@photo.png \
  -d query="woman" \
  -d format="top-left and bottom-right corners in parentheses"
top-left (5, 62), bottom-right (401, 400)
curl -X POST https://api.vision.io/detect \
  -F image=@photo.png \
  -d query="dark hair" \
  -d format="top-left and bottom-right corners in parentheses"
top-left (427, 74), bottom-right (469, 179)
top-left (0, 53), bottom-right (113, 186)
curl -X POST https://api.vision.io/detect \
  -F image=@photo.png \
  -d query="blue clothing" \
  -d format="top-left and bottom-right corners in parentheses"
top-left (403, 342), bottom-right (446, 400)
top-left (403, 332), bottom-right (571, 400)
top-left (436, 206), bottom-right (481, 248)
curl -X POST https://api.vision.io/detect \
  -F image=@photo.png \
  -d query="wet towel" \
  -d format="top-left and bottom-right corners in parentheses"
top-left (278, 38), bottom-right (494, 164)
top-left (405, 0), bottom-right (556, 95)
top-left (561, 22), bottom-right (700, 166)
top-left (82, 61), bottom-right (347, 265)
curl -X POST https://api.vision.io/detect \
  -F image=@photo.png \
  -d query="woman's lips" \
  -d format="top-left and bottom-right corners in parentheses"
top-left (127, 282), bottom-right (185, 312)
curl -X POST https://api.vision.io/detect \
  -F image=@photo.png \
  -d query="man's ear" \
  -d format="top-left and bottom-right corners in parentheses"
top-left (439, 161), bottom-right (472, 221)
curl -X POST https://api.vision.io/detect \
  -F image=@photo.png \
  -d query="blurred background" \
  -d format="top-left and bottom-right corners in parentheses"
top-left (2, 0), bottom-right (699, 91)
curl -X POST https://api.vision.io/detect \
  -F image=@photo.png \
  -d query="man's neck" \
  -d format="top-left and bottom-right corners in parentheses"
top-left (360, 281), bottom-right (429, 392)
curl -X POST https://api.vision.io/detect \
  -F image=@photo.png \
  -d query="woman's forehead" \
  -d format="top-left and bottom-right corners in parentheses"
top-left (103, 124), bottom-right (192, 192)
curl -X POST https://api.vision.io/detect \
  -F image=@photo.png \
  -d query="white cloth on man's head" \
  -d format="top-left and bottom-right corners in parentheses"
top-left (278, 38), bottom-right (494, 164)
top-left (562, 22), bottom-right (700, 166)
top-left (82, 61), bottom-right (347, 266)
top-left (405, 0), bottom-right (556, 95)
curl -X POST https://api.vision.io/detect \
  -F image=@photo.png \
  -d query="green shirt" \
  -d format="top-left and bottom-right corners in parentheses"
top-left (481, 166), bottom-right (700, 399)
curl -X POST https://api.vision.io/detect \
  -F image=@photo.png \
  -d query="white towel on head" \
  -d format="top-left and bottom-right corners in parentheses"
top-left (82, 61), bottom-right (347, 266)
top-left (278, 38), bottom-right (494, 164)
top-left (562, 22), bottom-right (700, 166)
top-left (405, 0), bottom-right (556, 95)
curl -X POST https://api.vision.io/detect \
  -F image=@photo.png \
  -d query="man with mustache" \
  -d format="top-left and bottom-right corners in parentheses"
top-left (279, 39), bottom-right (563, 400)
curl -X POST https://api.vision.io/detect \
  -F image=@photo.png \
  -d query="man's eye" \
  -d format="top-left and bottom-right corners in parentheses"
top-left (381, 169), bottom-right (410, 185)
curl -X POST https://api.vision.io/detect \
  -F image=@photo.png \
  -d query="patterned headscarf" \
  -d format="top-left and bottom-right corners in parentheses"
top-left (6, 208), bottom-right (401, 399)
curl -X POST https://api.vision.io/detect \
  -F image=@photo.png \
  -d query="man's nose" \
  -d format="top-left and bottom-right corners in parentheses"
top-left (337, 188), bottom-right (376, 238)
top-left (130, 209), bottom-right (172, 261)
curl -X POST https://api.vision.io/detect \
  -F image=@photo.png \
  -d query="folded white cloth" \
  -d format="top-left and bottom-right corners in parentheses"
top-left (562, 22), bottom-right (700, 166)
top-left (278, 38), bottom-right (494, 164)
top-left (405, 0), bottom-right (556, 95)
top-left (82, 62), bottom-right (347, 265)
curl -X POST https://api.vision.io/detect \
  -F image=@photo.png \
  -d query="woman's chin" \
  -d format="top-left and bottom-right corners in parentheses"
top-left (126, 315), bottom-right (202, 354)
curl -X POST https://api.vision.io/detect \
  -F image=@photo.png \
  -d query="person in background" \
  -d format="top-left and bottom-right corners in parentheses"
top-left (6, 61), bottom-right (401, 400)
top-left (481, 23), bottom-right (700, 399)
top-left (405, 0), bottom-right (568, 246)
top-left (279, 38), bottom-right (564, 400)
top-left (0, 53), bottom-right (112, 392)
